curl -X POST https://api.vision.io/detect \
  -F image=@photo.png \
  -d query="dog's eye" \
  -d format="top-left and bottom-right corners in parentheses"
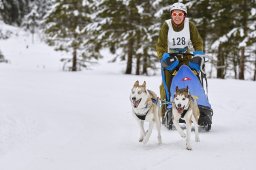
top-left (182, 98), bottom-right (185, 100)
top-left (138, 91), bottom-right (142, 94)
top-left (175, 98), bottom-right (178, 100)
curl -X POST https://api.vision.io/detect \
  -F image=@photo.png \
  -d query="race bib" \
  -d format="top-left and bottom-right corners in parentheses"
top-left (166, 18), bottom-right (191, 51)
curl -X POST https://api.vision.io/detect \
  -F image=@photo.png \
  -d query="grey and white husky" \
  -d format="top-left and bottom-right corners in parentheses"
top-left (172, 86), bottom-right (200, 150)
top-left (130, 81), bottom-right (162, 145)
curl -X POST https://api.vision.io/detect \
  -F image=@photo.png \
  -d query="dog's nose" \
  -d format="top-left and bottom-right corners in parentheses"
top-left (132, 97), bottom-right (136, 101)
top-left (177, 104), bottom-right (181, 107)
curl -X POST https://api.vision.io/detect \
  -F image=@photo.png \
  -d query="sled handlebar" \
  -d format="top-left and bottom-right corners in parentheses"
top-left (168, 53), bottom-right (210, 62)
top-left (168, 53), bottom-right (194, 56)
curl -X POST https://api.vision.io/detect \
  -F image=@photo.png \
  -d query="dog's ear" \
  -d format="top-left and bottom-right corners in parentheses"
top-left (134, 80), bottom-right (139, 87)
top-left (142, 81), bottom-right (146, 87)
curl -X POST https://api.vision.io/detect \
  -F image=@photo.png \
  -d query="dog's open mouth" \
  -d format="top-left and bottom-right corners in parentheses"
top-left (133, 98), bottom-right (142, 108)
top-left (176, 106), bottom-right (185, 114)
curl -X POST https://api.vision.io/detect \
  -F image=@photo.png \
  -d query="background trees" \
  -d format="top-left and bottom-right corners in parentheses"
top-left (0, 0), bottom-right (29, 26)
top-left (43, 0), bottom-right (96, 71)
top-left (0, 0), bottom-right (255, 79)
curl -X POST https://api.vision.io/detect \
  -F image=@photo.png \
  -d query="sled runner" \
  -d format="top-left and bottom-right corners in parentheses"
top-left (161, 52), bottom-right (213, 131)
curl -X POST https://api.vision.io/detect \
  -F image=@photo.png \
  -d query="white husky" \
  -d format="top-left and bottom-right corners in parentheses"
top-left (172, 86), bottom-right (200, 150)
top-left (130, 81), bottom-right (162, 144)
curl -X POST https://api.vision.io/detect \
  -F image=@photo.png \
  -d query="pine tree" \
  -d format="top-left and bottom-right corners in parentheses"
top-left (135, 1), bottom-right (159, 75)
top-left (88, 0), bottom-right (161, 75)
top-left (0, 49), bottom-right (8, 63)
top-left (43, 0), bottom-right (94, 71)
top-left (87, 0), bottom-right (134, 74)
top-left (209, 0), bottom-right (255, 79)
top-left (0, 0), bottom-right (30, 26)
top-left (22, 0), bottom-right (53, 30)
top-left (33, 0), bottom-right (54, 20)
top-left (238, 0), bottom-right (256, 80)
top-left (0, 49), bottom-right (4, 60)
top-left (22, 8), bottom-right (39, 43)
top-left (82, 0), bottom-right (101, 62)
top-left (188, 0), bottom-right (215, 51)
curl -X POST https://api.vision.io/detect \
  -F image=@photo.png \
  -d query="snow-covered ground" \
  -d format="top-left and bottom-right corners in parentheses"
top-left (0, 27), bottom-right (256, 170)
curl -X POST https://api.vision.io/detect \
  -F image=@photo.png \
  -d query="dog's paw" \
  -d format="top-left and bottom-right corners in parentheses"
top-left (139, 136), bottom-right (144, 142)
top-left (186, 143), bottom-right (192, 150)
top-left (186, 146), bottom-right (192, 150)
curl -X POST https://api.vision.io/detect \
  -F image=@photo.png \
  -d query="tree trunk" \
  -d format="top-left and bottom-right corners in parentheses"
top-left (217, 45), bottom-right (225, 79)
top-left (142, 48), bottom-right (148, 75)
top-left (72, 46), bottom-right (77, 71)
top-left (238, 0), bottom-right (248, 80)
top-left (233, 60), bottom-right (237, 79)
top-left (202, 17), bottom-right (207, 52)
top-left (125, 38), bottom-right (133, 74)
top-left (233, 52), bottom-right (238, 79)
top-left (136, 54), bottom-right (141, 75)
top-left (239, 47), bottom-right (245, 80)
top-left (254, 56), bottom-right (256, 81)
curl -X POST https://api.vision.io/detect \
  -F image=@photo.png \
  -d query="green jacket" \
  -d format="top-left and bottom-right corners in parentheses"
top-left (156, 19), bottom-right (203, 59)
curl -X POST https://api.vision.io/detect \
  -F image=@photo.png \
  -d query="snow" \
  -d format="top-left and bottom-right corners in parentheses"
top-left (137, 5), bottom-right (144, 14)
top-left (211, 28), bottom-right (238, 49)
top-left (0, 1), bottom-right (3, 10)
top-left (239, 38), bottom-right (247, 47)
top-left (251, 8), bottom-right (256, 16)
top-left (155, 6), bottom-right (169, 18)
top-left (0, 27), bottom-right (256, 170)
top-left (0, 21), bottom-right (18, 39)
top-left (152, 0), bottom-right (161, 8)
top-left (73, 10), bottom-right (79, 16)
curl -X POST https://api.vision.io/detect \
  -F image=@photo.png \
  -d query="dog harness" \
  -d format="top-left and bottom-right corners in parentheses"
top-left (180, 96), bottom-right (193, 118)
top-left (134, 98), bottom-right (159, 120)
top-left (181, 109), bottom-right (188, 118)
top-left (134, 112), bottom-right (148, 120)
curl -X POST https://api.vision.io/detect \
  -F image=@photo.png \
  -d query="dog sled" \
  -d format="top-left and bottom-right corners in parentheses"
top-left (160, 52), bottom-right (213, 131)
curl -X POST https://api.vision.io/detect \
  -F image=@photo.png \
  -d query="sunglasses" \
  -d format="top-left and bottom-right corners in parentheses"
top-left (172, 12), bottom-right (184, 17)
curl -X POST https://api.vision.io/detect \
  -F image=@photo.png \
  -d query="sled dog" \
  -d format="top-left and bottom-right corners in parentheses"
top-left (130, 80), bottom-right (162, 144)
top-left (172, 86), bottom-right (200, 150)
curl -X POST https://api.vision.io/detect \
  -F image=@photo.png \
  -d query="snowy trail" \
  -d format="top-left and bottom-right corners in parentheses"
top-left (0, 65), bottom-right (256, 170)
top-left (0, 29), bottom-right (256, 169)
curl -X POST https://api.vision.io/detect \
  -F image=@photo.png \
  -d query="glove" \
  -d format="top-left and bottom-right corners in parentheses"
top-left (161, 53), bottom-right (170, 61)
top-left (160, 52), bottom-right (179, 71)
top-left (160, 53), bottom-right (169, 64)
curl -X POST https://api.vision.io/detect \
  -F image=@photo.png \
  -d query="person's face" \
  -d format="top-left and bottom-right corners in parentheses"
top-left (171, 9), bottom-right (185, 25)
